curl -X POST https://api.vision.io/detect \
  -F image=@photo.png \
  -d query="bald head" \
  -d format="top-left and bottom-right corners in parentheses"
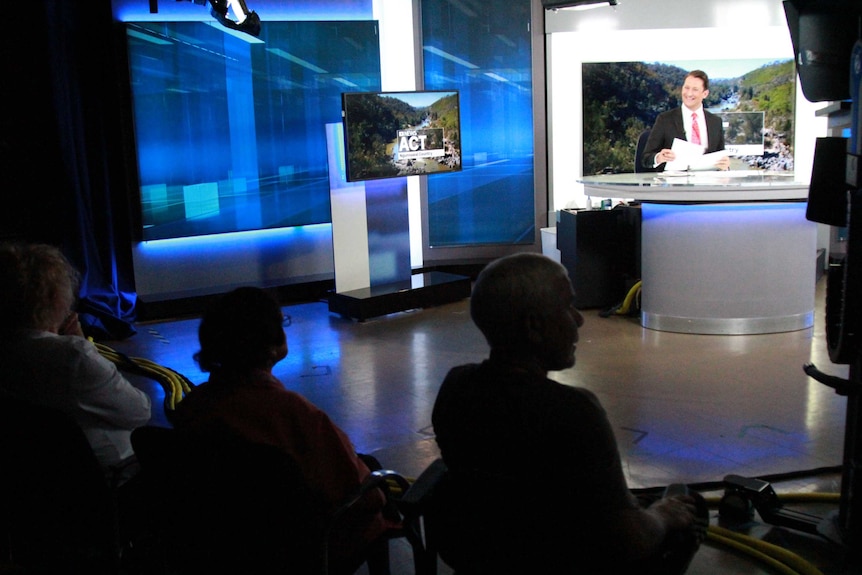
top-left (471, 253), bottom-right (581, 369)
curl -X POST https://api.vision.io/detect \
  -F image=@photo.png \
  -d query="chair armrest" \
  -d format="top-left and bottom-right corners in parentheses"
top-left (399, 458), bottom-right (448, 510)
top-left (329, 468), bottom-right (411, 526)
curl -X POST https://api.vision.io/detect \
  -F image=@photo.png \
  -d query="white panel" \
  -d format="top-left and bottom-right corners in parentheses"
top-left (326, 123), bottom-right (371, 293)
top-left (640, 202), bottom-right (816, 334)
top-left (374, 0), bottom-right (417, 92)
top-left (374, 0), bottom-right (423, 269)
top-left (544, 0), bottom-right (787, 33)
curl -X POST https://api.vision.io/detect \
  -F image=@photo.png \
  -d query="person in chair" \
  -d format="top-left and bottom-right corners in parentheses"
top-left (431, 253), bottom-right (707, 574)
top-left (0, 241), bottom-right (152, 486)
top-left (171, 286), bottom-right (396, 573)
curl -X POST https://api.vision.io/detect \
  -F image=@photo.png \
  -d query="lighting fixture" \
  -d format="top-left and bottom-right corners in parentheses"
top-left (542, 0), bottom-right (618, 10)
top-left (150, 0), bottom-right (261, 38)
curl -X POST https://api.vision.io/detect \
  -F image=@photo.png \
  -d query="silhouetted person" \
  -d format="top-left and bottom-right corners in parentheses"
top-left (171, 286), bottom-right (395, 572)
top-left (431, 253), bottom-right (707, 574)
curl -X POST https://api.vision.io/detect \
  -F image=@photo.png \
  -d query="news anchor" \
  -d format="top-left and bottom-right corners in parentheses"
top-left (641, 70), bottom-right (730, 172)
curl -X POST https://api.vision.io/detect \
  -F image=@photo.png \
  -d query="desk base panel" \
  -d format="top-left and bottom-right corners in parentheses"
top-left (641, 311), bottom-right (814, 335)
top-left (640, 201), bottom-right (816, 335)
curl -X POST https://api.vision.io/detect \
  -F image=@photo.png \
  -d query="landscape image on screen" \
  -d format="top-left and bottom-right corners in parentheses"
top-left (719, 111), bottom-right (766, 156)
top-left (342, 90), bottom-right (462, 182)
top-left (581, 59), bottom-right (795, 175)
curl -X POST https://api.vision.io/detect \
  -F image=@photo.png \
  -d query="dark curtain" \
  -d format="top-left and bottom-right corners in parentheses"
top-left (3, 0), bottom-right (138, 340)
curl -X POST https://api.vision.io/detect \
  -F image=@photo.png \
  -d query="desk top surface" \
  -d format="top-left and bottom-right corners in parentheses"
top-left (578, 171), bottom-right (809, 202)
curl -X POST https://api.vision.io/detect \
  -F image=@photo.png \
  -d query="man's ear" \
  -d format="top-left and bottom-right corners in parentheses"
top-left (525, 311), bottom-right (546, 348)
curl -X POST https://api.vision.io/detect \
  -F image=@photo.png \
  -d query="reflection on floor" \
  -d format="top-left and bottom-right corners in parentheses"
top-left (110, 276), bottom-right (859, 575)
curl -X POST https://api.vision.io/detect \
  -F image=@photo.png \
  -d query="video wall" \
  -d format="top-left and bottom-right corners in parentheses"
top-left (421, 0), bottom-right (536, 248)
top-left (581, 58), bottom-right (796, 175)
top-left (125, 20), bottom-right (381, 241)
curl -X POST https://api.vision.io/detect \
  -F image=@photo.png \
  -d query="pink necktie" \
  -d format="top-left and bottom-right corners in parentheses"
top-left (691, 112), bottom-right (702, 145)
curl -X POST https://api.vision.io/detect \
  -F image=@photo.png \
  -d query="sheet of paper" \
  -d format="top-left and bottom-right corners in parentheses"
top-left (664, 138), bottom-right (726, 171)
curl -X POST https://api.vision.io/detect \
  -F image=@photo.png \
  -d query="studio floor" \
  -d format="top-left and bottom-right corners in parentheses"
top-left (110, 275), bottom-right (859, 575)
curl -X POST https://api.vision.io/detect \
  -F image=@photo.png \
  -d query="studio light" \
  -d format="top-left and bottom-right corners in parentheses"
top-left (541, 0), bottom-right (618, 10)
top-left (150, 0), bottom-right (261, 38)
top-left (208, 0), bottom-right (261, 38)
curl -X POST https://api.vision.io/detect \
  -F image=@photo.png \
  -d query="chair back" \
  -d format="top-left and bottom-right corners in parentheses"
top-left (393, 458), bottom-right (450, 575)
top-left (131, 425), bottom-right (323, 575)
top-left (635, 128), bottom-right (653, 173)
top-left (418, 459), bottom-right (588, 574)
top-left (0, 395), bottom-right (120, 574)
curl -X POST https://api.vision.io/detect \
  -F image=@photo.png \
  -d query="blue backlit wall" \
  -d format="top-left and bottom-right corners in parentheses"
top-left (114, 0), bottom-right (543, 302)
top-left (126, 21), bottom-right (381, 241)
top-left (114, 0), bottom-right (385, 301)
top-left (422, 0), bottom-right (536, 248)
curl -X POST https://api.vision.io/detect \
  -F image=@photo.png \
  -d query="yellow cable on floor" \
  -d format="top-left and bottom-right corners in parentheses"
top-left (703, 493), bottom-right (840, 506)
top-left (706, 529), bottom-right (804, 575)
top-left (646, 492), bottom-right (840, 574)
top-left (707, 524), bottom-right (825, 575)
top-left (615, 280), bottom-right (641, 315)
top-left (697, 491), bottom-right (836, 575)
top-left (95, 341), bottom-right (193, 411)
top-left (772, 492), bottom-right (840, 504)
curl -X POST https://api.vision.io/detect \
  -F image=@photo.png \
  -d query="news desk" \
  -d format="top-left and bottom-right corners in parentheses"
top-left (578, 171), bottom-right (815, 335)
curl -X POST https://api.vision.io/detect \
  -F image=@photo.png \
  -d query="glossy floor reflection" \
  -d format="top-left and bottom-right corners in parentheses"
top-left (110, 276), bottom-right (859, 574)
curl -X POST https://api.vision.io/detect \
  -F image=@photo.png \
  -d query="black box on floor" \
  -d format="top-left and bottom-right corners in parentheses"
top-left (327, 271), bottom-right (472, 321)
top-left (557, 206), bottom-right (641, 310)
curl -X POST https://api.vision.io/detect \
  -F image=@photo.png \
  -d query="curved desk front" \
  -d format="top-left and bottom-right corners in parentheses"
top-left (578, 172), bottom-right (815, 335)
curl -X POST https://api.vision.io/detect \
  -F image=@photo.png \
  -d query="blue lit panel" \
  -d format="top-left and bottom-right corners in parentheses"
top-left (125, 20), bottom-right (381, 241)
top-left (134, 223), bottom-right (332, 256)
top-left (365, 178), bottom-right (410, 286)
top-left (641, 201), bottom-right (807, 223)
top-left (422, 0), bottom-right (535, 247)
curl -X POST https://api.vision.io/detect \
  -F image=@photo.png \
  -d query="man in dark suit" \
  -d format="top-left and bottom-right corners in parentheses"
top-left (641, 70), bottom-right (729, 172)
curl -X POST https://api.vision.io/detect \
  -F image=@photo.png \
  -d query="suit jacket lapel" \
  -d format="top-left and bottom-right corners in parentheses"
top-left (704, 111), bottom-right (719, 152)
top-left (672, 110), bottom-right (686, 141)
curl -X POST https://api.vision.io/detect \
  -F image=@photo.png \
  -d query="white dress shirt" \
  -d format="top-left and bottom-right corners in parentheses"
top-left (0, 329), bottom-right (152, 481)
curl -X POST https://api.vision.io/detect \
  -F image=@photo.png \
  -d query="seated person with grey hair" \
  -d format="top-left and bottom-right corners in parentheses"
top-left (0, 241), bottom-right (152, 486)
top-left (431, 252), bottom-right (707, 574)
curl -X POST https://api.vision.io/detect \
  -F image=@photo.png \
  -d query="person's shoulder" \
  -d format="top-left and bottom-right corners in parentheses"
top-left (540, 378), bottom-right (606, 413)
top-left (13, 329), bottom-right (95, 359)
top-left (256, 376), bottom-right (327, 412)
top-left (240, 373), bottom-right (313, 402)
top-left (446, 362), bottom-right (482, 377)
top-left (439, 362), bottom-right (482, 384)
top-left (655, 107), bottom-right (681, 121)
top-left (704, 109), bottom-right (723, 126)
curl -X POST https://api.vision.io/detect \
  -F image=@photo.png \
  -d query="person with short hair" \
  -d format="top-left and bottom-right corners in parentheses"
top-left (431, 252), bottom-right (707, 574)
top-left (171, 286), bottom-right (395, 572)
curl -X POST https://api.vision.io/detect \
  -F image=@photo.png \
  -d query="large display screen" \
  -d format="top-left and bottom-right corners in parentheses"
top-left (341, 90), bottom-right (462, 183)
top-left (123, 20), bottom-right (381, 241)
top-left (581, 58), bottom-right (796, 175)
top-left (719, 111), bottom-right (766, 157)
